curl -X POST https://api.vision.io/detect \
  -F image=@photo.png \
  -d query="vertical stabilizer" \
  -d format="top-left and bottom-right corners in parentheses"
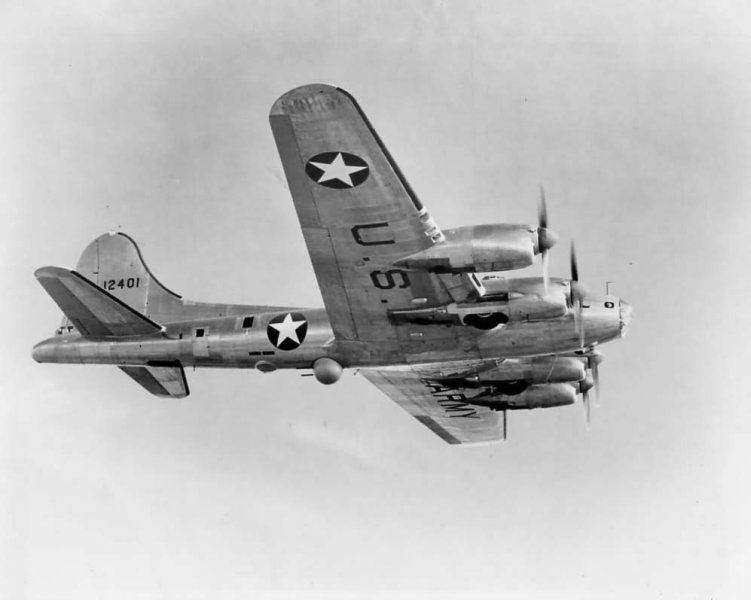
top-left (48, 231), bottom-right (283, 336)
top-left (72, 232), bottom-right (184, 322)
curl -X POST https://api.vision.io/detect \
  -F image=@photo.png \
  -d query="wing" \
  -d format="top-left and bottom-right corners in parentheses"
top-left (119, 362), bottom-right (189, 398)
top-left (362, 367), bottom-right (506, 445)
top-left (269, 84), bottom-right (472, 348)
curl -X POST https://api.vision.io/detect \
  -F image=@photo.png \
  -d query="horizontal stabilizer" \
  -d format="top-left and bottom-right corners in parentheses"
top-left (35, 266), bottom-right (164, 339)
top-left (120, 362), bottom-right (189, 398)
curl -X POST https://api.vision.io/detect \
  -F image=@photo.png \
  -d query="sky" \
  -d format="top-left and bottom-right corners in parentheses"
top-left (1, 0), bottom-right (750, 598)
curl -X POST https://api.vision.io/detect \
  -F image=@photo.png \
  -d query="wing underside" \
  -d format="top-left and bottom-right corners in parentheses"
top-left (270, 84), bottom-right (474, 356)
top-left (362, 366), bottom-right (506, 445)
top-left (119, 362), bottom-right (189, 398)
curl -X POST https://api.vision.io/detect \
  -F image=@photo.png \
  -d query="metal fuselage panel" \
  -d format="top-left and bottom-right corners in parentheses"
top-left (34, 308), bottom-right (336, 369)
top-left (32, 297), bottom-right (625, 370)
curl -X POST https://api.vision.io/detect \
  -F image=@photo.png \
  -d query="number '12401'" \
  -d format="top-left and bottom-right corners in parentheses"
top-left (101, 278), bottom-right (140, 291)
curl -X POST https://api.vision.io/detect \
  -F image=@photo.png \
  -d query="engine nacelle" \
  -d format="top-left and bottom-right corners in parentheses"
top-left (470, 383), bottom-right (577, 410)
top-left (479, 357), bottom-right (586, 385)
top-left (393, 224), bottom-right (544, 273)
top-left (389, 290), bottom-right (567, 329)
top-left (482, 276), bottom-right (568, 299)
top-left (456, 296), bottom-right (567, 328)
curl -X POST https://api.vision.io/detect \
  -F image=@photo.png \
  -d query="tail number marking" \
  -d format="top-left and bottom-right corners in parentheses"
top-left (101, 277), bottom-right (141, 291)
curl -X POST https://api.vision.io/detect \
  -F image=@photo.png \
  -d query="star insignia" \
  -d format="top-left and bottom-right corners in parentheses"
top-left (305, 152), bottom-right (370, 189)
top-left (267, 312), bottom-right (308, 351)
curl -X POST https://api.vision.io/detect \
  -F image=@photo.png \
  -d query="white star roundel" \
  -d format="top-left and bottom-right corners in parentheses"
top-left (305, 152), bottom-right (370, 189)
top-left (267, 312), bottom-right (308, 351)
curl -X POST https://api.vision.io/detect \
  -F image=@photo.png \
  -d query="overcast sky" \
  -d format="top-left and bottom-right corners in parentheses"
top-left (2, 1), bottom-right (750, 598)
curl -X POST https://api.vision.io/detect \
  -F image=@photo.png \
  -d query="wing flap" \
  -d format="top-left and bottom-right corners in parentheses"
top-left (362, 368), bottom-right (506, 445)
top-left (35, 266), bottom-right (164, 339)
top-left (119, 362), bottom-right (189, 398)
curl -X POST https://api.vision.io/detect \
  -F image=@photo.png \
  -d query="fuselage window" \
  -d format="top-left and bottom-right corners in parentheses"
top-left (195, 328), bottom-right (205, 338)
top-left (242, 316), bottom-right (254, 328)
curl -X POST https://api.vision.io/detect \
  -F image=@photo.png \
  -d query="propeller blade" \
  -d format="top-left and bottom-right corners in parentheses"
top-left (570, 243), bottom-right (585, 347)
top-left (582, 388), bottom-right (591, 429)
top-left (537, 187), bottom-right (557, 294)
top-left (591, 356), bottom-right (601, 406)
top-left (578, 309), bottom-right (586, 348)
top-left (570, 241), bottom-right (579, 283)
top-left (579, 372), bottom-right (594, 428)
top-left (538, 186), bottom-right (548, 230)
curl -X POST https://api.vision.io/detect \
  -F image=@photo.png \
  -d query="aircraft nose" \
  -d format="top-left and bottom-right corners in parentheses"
top-left (619, 300), bottom-right (632, 337)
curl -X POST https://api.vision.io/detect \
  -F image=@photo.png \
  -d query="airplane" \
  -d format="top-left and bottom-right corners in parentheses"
top-left (31, 83), bottom-right (632, 445)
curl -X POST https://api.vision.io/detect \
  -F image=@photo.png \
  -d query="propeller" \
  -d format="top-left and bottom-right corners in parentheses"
top-left (582, 387), bottom-right (591, 428)
top-left (587, 350), bottom-right (603, 406)
top-left (577, 349), bottom-right (603, 426)
top-left (579, 373), bottom-right (594, 428)
top-left (537, 187), bottom-right (557, 294)
top-left (569, 242), bottom-right (588, 348)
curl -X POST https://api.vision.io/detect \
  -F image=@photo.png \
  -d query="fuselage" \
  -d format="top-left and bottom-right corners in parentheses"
top-left (32, 295), bottom-right (631, 371)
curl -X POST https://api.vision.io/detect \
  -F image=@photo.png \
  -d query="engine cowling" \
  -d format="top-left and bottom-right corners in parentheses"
top-left (469, 383), bottom-right (577, 410)
top-left (478, 357), bottom-right (586, 385)
top-left (389, 292), bottom-right (567, 329)
top-left (393, 224), bottom-right (546, 273)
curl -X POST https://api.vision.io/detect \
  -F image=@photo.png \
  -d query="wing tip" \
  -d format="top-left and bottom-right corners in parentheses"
top-left (270, 83), bottom-right (352, 117)
top-left (34, 265), bottom-right (70, 280)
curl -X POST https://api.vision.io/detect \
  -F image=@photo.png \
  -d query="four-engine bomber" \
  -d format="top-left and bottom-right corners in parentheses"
top-left (32, 83), bottom-right (631, 444)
